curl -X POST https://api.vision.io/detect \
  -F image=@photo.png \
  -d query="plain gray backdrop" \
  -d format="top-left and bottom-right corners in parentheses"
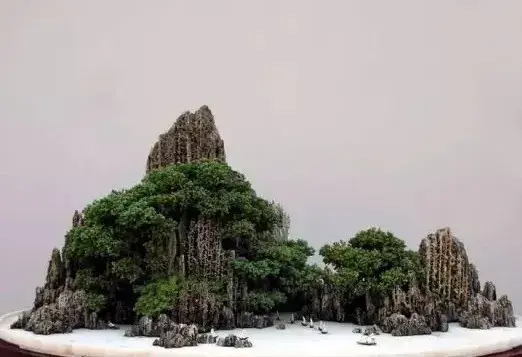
top-left (1, 1), bottom-right (521, 314)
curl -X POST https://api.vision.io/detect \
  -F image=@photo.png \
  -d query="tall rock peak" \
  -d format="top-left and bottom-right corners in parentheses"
top-left (146, 105), bottom-right (226, 173)
top-left (418, 227), bottom-right (471, 308)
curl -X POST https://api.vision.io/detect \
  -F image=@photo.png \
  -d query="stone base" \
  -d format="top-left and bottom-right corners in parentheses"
top-left (2, 310), bottom-right (522, 357)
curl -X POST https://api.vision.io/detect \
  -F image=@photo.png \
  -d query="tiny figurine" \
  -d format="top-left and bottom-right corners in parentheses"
top-left (301, 316), bottom-right (308, 326)
top-left (290, 313), bottom-right (295, 324)
top-left (357, 334), bottom-right (377, 346)
top-left (318, 320), bottom-right (323, 332)
top-left (275, 311), bottom-right (280, 321)
top-left (309, 317), bottom-right (314, 328)
top-left (210, 328), bottom-right (217, 339)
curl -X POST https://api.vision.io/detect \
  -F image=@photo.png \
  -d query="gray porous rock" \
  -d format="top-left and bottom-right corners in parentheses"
top-left (301, 283), bottom-right (345, 322)
top-left (12, 288), bottom-right (107, 335)
top-left (381, 313), bottom-right (407, 334)
top-left (371, 227), bottom-right (515, 334)
top-left (10, 215), bottom-right (109, 335)
top-left (124, 316), bottom-right (153, 337)
top-left (124, 315), bottom-right (190, 338)
top-left (418, 228), bottom-right (473, 316)
top-left (493, 295), bottom-right (516, 327)
top-left (236, 311), bottom-right (275, 329)
top-left (363, 324), bottom-right (381, 336)
top-left (216, 334), bottom-right (253, 348)
top-left (459, 293), bottom-right (516, 329)
top-left (482, 281), bottom-right (497, 301)
top-left (383, 313), bottom-right (432, 337)
top-left (154, 314), bottom-right (177, 335)
top-left (438, 313), bottom-right (449, 332)
top-left (197, 333), bottom-right (217, 344)
top-left (460, 313), bottom-right (491, 330)
top-left (146, 105), bottom-right (226, 172)
top-left (276, 322), bottom-right (286, 330)
top-left (153, 330), bottom-right (198, 349)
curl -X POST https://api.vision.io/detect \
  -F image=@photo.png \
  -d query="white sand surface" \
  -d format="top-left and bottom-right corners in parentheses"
top-left (2, 310), bottom-right (522, 357)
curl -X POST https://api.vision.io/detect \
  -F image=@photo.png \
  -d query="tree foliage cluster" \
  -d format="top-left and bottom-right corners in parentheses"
top-left (62, 160), bottom-right (421, 321)
top-left (319, 228), bottom-right (423, 309)
top-left (63, 161), bottom-right (315, 319)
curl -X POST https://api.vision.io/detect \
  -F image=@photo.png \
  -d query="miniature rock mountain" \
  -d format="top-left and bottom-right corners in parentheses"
top-left (11, 106), bottom-right (287, 336)
top-left (11, 105), bottom-right (515, 339)
top-left (304, 227), bottom-right (515, 335)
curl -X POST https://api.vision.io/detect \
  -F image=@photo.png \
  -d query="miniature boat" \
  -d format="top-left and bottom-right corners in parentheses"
top-left (357, 334), bottom-right (376, 346)
top-left (107, 321), bottom-right (119, 330)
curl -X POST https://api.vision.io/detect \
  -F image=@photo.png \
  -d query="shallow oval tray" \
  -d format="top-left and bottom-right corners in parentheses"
top-left (2, 310), bottom-right (522, 357)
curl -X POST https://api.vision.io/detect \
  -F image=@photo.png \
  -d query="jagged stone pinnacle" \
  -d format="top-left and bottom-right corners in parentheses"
top-left (146, 105), bottom-right (226, 173)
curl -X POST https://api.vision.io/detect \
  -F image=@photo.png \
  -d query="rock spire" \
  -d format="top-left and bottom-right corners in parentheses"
top-left (146, 105), bottom-right (226, 172)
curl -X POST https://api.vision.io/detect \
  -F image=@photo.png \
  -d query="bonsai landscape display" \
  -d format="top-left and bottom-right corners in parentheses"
top-left (0, 105), bottom-right (520, 356)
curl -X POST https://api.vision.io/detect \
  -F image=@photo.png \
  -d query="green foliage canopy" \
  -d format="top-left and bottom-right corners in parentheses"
top-left (64, 161), bottom-right (282, 316)
top-left (319, 228), bottom-right (422, 300)
top-left (134, 276), bottom-right (180, 318)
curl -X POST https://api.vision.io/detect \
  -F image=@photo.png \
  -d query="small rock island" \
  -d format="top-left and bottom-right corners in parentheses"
top-left (10, 105), bottom-right (516, 348)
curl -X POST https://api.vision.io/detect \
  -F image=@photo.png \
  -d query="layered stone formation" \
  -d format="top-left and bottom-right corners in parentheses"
top-left (419, 227), bottom-right (473, 308)
top-left (376, 227), bottom-right (515, 334)
top-left (146, 105), bottom-right (226, 172)
top-left (303, 227), bottom-right (515, 336)
top-left (145, 107), bottom-right (236, 330)
top-left (10, 216), bottom-right (107, 334)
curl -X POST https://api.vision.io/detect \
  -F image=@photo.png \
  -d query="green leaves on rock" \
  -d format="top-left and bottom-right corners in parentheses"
top-left (243, 291), bottom-right (287, 314)
top-left (57, 159), bottom-right (425, 324)
top-left (319, 227), bottom-right (422, 300)
top-left (62, 160), bottom-right (292, 321)
top-left (84, 293), bottom-right (107, 313)
top-left (134, 276), bottom-right (180, 318)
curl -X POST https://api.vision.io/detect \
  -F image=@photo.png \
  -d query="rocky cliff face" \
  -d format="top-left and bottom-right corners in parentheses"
top-left (307, 227), bottom-right (516, 336)
top-left (396, 227), bottom-right (515, 333)
top-left (146, 105), bottom-right (226, 173)
top-left (11, 106), bottom-right (232, 334)
top-left (419, 227), bottom-right (473, 310)
top-left (144, 107), bottom-right (240, 330)
top-left (10, 211), bottom-right (107, 335)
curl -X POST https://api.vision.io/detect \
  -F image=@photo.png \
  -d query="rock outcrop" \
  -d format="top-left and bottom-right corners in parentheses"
top-left (459, 286), bottom-right (516, 329)
top-left (152, 324), bottom-right (199, 348)
top-left (124, 315), bottom-right (176, 337)
top-left (300, 279), bottom-right (345, 322)
top-left (11, 212), bottom-right (107, 334)
top-left (382, 313), bottom-right (432, 336)
top-left (146, 105), bottom-right (226, 173)
top-left (419, 227), bottom-right (472, 313)
top-left (419, 228), bottom-right (515, 329)
top-left (216, 334), bottom-right (253, 348)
